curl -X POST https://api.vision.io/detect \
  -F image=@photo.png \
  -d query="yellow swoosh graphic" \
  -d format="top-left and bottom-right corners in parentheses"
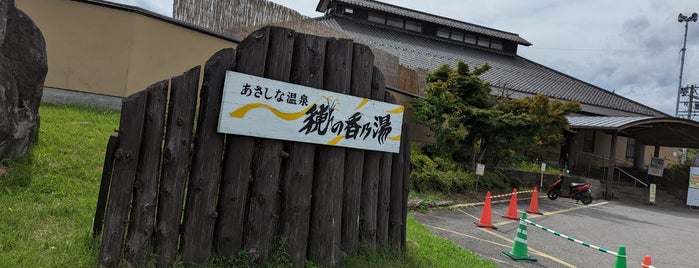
top-left (387, 106), bottom-right (404, 114)
top-left (388, 135), bottom-right (401, 142)
top-left (354, 99), bottom-right (369, 110)
top-left (230, 103), bottom-right (312, 121)
top-left (327, 136), bottom-right (345, 146)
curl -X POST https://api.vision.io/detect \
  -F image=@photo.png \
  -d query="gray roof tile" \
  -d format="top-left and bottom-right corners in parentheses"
top-left (317, 16), bottom-right (666, 117)
top-left (321, 0), bottom-right (531, 45)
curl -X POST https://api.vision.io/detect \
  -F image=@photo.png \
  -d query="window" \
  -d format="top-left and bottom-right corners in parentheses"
top-left (477, 37), bottom-right (490, 47)
top-left (490, 40), bottom-right (503, 50)
top-left (626, 138), bottom-right (636, 158)
top-left (437, 28), bottom-right (450, 38)
top-left (583, 130), bottom-right (595, 153)
top-left (368, 12), bottom-right (385, 24)
top-left (464, 34), bottom-right (477, 44)
top-left (386, 16), bottom-right (404, 28)
top-left (405, 20), bottom-right (422, 32)
top-left (451, 31), bottom-right (464, 41)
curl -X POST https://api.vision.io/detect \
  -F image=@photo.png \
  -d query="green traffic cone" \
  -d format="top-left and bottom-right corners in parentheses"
top-left (502, 213), bottom-right (537, 262)
top-left (614, 245), bottom-right (626, 268)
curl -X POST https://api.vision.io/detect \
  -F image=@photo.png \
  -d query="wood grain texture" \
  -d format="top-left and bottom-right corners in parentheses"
top-left (125, 80), bottom-right (168, 264)
top-left (214, 26), bottom-right (271, 258)
top-left (180, 48), bottom-right (235, 264)
top-left (279, 32), bottom-right (326, 268)
top-left (98, 91), bottom-right (148, 267)
top-left (154, 66), bottom-right (201, 267)
top-left (308, 37), bottom-right (353, 268)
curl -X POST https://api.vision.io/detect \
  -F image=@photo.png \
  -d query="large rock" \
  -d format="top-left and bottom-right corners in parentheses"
top-left (0, 0), bottom-right (47, 160)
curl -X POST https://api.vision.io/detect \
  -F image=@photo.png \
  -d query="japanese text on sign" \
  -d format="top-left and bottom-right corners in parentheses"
top-left (217, 71), bottom-right (404, 153)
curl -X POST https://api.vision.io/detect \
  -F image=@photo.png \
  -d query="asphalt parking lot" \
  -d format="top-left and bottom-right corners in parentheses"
top-left (411, 196), bottom-right (699, 268)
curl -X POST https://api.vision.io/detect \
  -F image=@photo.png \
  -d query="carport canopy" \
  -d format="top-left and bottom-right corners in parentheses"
top-left (567, 116), bottom-right (699, 185)
top-left (567, 116), bottom-right (699, 148)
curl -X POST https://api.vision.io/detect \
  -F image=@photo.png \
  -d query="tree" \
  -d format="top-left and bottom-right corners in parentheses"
top-left (412, 61), bottom-right (510, 165)
top-left (411, 61), bottom-right (580, 167)
top-left (494, 94), bottom-right (580, 163)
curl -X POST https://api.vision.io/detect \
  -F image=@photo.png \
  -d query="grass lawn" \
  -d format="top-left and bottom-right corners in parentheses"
top-left (0, 103), bottom-right (495, 267)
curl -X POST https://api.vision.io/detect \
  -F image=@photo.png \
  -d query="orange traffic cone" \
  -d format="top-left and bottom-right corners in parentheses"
top-left (503, 188), bottom-right (519, 220)
top-left (474, 191), bottom-right (497, 229)
top-left (526, 187), bottom-right (543, 215)
top-left (642, 255), bottom-right (653, 268)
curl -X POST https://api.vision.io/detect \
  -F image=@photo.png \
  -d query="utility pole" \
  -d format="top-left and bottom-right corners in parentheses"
top-left (676, 13), bottom-right (697, 164)
top-left (680, 84), bottom-right (699, 119)
top-left (675, 12), bottom-right (698, 117)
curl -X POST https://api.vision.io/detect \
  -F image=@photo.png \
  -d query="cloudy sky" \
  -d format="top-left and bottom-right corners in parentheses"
top-left (110, 0), bottom-right (699, 117)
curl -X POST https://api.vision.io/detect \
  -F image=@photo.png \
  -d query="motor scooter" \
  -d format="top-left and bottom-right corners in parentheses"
top-left (547, 174), bottom-right (595, 204)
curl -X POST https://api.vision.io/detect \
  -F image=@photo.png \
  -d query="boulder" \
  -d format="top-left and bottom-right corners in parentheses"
top-left (0, 0), bottom-right (47, 160)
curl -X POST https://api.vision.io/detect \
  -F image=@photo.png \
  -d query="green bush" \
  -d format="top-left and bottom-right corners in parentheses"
top-left (664, 159), bottom-right (692, 189)
top-left (476, 169), bottom-right (520, 190)
top-left (410, 149), bottom-right (473, 194)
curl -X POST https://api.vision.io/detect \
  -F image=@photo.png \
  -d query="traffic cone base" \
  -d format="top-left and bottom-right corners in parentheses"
top-left (502, 251), bottom-right (537, 262)
top-left (502, 188), bottom-right (520, 220)
top-left (526, 187), bottom-right (543, 215)
top-left (474, 191), bottom-right (497, 229)
top-left (502, 213), bottom-right (537, 262)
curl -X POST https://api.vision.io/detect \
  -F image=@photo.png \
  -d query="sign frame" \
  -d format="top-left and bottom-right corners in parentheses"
top-left (648, 157), bottom-right (665, 177)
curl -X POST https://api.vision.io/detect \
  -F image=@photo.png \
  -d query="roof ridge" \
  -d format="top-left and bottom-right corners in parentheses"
top-left (331, 0), bottom-right (531, 45)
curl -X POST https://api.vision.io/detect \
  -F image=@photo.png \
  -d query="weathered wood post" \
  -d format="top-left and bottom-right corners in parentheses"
top-left (180, 48), bottom-right (235, 263)
top-left (341, 43), bottom-right (374, 254)
top-left (242, 26), bottom-right (293, 263)
top-left (98, 91), bottom-right (148, 267)
top-left (360, 67), bottom-right (386, 248)
top-left (307, 37), bottom-right (353, 267)
top-left (388, 94), bottom-right (404, 250)
top-left (125, 80), bottom-right (168, 264)
top-left (154, 66), bottom-right (201, 267)
top-left (279, 32), bottom-right (326, 267)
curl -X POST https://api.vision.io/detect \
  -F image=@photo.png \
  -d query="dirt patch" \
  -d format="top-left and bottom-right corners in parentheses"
top-left (0, 164), bottom-right (7, 177)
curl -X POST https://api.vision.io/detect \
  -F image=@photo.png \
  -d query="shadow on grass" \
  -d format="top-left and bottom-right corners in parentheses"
top-left (0, 148), bottom-right (35, 194)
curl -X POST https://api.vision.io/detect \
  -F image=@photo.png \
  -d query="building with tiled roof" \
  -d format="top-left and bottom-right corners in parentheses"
top-left (315, 0), bottom-right (699, 188)
top-left (316, 0), bottom-right (664, 117)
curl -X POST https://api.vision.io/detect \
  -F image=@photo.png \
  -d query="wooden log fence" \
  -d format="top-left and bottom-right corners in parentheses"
top-left (93, 26), bottom-right (411, 268)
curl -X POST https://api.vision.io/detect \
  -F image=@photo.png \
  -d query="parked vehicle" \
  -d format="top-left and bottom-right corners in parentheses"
top-left (547, 174), bottom-right (595, 204)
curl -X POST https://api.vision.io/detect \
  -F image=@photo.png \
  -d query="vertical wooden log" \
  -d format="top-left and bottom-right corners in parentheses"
top-left (243, 26), bottom-right (294, 263)
top-left (308, 38), bottom-right (353, 267)
top-left (93, 134), bottom-right (119, 239)
top-left (98, 91), bottom-right (148, 267)
top-left (341, 43), bottom-right (374, 254)
top-left (214, 27), bottom-right (270, 258)
top-left (279, 32), bottom-right (326, 268)
top-left (360, 68), bottom-right (386, 248)
top-left (125, 80), bottom-right (169, 264)
top-left (400, 124), bottom-right (411, 249)
top-left (376, 91), bottom-right (393, 248)
top-left (154, 66), bottom-right (201, 267)
top-left (180, 49), bottom-right (235, 264)
top-left (214, 137), bottom-right (254, 256)
top-left (387, 93), bottom-right (404, 250)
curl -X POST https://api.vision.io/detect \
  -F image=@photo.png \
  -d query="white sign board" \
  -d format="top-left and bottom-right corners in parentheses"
top-left (687, 167), bottom-right (699, 207)
top-left (540, 163), bottom-right (546, 172)
top-left (218, 71), bottom-right (404, 153)
top-left (475, 163), bottom-right (485, 176)
top-left (648, 157), bottom-right (665, 177)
